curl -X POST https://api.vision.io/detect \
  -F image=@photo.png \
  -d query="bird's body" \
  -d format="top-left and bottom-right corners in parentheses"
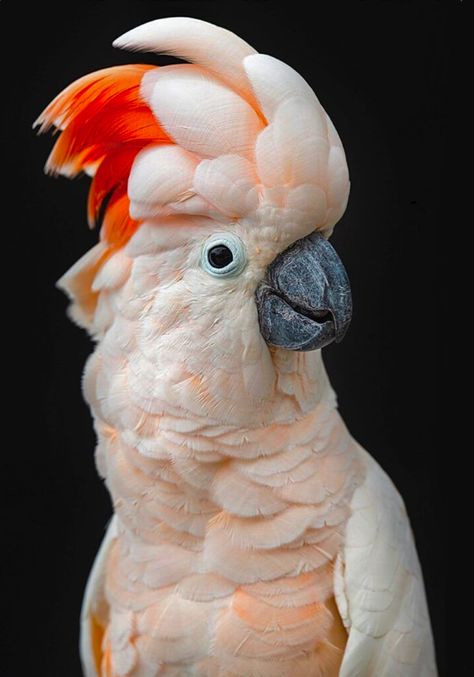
top-left (37, 17), bottom-right (437, 676)
top-left (84, 285), bottom-right (359, 675)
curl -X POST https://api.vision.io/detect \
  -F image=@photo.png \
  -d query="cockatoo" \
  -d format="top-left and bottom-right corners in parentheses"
top-left (36, 17), bottom-right (437, 677)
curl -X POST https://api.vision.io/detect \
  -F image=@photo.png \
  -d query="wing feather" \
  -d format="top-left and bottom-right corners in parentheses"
top-left (80, 516), bottom-right (118, 677)
top-left (335, 449), bottom-right (437, 676)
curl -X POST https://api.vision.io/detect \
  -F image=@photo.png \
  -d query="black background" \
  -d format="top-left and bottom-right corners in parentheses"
top-left (2, 2), bottom-right (472, 675)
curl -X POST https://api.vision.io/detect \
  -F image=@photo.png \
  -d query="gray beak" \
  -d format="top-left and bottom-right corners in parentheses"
top-left (256, 232), bottom-right (352, 351)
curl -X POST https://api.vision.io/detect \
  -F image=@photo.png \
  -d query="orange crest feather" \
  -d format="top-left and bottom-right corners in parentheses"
top-left (36, 65), bottom-right (171, 248)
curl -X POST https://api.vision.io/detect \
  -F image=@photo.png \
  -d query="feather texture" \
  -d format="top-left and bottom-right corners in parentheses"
top-left (335, 450), bottom-right (437, 676)
top-left (112, 16), bottom-right (260, 111)
top-left (38, 15), bottom-right (436, 677)
top-left (35, 64), bottom-right (170, 249)
top-left (140, 65), bottom-right (264, 159)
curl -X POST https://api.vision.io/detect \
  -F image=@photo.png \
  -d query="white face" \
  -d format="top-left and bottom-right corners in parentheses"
top-left (91, 217), bottom-right (327, 428)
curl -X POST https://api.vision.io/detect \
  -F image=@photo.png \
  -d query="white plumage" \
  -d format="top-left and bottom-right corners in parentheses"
top-left (336, 450), bottom-right (437, 676)
top-left (37, 15), bottom-right (436, 677)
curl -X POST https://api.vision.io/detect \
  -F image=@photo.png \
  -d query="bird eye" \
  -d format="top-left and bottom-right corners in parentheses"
top-left (208, 245), bottom-right (233, 269)
top-left (201, 233), bottom-right (247, 278)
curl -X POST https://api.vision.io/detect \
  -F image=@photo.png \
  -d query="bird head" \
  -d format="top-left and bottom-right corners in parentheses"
top-left (36, 17), bottom-right (352, 424)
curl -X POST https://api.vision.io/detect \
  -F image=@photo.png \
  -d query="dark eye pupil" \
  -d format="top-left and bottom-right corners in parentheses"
top-left (208, 245), bottom-right (233, 269)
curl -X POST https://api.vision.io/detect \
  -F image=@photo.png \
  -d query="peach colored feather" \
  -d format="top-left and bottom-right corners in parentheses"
top-left (37, 16), bottom-right (436, 677)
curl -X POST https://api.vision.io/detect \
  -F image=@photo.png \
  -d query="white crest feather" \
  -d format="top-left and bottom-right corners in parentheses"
top-left (113, 16), bottom-right (259, 108)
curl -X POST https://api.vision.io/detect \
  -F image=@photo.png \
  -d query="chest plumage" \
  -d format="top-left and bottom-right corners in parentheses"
top-left (37, 15), bottom-right (436, 677)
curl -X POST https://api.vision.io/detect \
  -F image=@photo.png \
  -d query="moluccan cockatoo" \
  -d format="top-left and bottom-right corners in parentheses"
top-left (36, 17), bottom-right (437, 677)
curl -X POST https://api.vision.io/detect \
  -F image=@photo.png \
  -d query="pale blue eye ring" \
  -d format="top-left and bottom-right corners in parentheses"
top-left (201, 233), bottom-right (247, 278)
